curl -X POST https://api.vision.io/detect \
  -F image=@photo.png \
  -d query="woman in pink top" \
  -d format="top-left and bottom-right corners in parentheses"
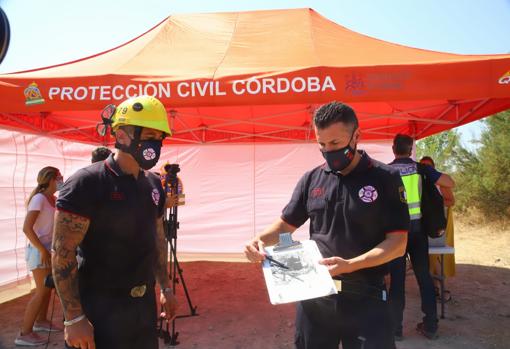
top-left (15, 167), bottom-right (63, 347)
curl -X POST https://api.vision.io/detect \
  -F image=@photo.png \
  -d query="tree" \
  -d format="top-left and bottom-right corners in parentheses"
top-left (416, 110), bottom-right (510, 220)
top-left (450, 142), bottom-right (480, 214)
top-left (416, 129), bottom-right (462, 173)
top-left (472, 111), bottom-right (510, 218)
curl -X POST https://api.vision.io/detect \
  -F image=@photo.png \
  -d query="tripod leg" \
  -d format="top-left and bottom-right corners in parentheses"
top-left (160, 204), bottom-right (199, 346)
top-left (157, 239), bottom-right (176, 345)
top-left (167, 239), bottom-right (179, 345)
top-left (170, 237), bottom-right (198, 316)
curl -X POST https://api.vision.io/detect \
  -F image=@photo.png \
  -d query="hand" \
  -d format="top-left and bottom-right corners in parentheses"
top-left (160, 289), bottom-right (179, 321)
top-left (165, 193), bottom-right (185, 208)
top-left (319, 256), bottom-right (355, 276)
top-left (243, 237), bottom-right (266, 262)
top-left (443, 197), bottom-right (455, 207)
top-left (65, 317), bottom-right (95, 349)
top-left (40, 248), bottom-right (51, 268)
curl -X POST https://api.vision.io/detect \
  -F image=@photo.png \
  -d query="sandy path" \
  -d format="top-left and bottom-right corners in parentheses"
top-left (0, 218), bottom-right (508, 349)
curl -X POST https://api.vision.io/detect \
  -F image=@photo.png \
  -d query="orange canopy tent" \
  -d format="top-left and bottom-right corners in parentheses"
top-left (0, 8), bottom-right (509, 145)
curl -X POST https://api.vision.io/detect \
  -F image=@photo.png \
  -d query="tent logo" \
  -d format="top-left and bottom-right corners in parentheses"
top-left (499, 71), bottom-right (510, 85)
top-left (345, 73), bottom-right (366, 96)
top-left (24, 82), bottom-right (45, 106)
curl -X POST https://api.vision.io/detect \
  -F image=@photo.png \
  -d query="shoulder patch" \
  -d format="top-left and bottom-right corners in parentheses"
top-left (399, 186), bottom-right (407, 203)
top-left (151, 188), bottom-right (160, 206)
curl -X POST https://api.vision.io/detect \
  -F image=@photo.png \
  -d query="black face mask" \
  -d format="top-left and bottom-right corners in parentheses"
top-left (321, 131), bottom-right (356, 172)
top-left (116, 127), bottom-right (163, 170)
top-left (129, 139), bottom-right (163, 170)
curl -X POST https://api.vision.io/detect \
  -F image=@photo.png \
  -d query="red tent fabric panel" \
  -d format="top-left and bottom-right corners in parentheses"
top-left (0, 8), bottom-right (509, 144)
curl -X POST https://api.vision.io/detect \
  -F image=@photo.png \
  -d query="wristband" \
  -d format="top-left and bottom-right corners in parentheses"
top-left (63, 314), bottom-right (86, 326)
top-left (161, 287), bottom-right (172, 294)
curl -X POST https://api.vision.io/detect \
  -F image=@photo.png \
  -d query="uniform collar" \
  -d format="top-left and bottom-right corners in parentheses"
top-left (104, 153), bottom-right (122, 176)
top-left (390, 157), bottom-right (414, 164)
top-left (323, 150), bottom-right (372, 176)
top-left (104, 153), bottom-right (144, 177)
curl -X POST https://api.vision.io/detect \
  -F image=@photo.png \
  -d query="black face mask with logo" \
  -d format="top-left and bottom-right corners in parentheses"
top-left (321, 130), bottom-right (356, 172)
top-left (128, 139), bottom-right (163, 170)
top-left (116, 127), bottom-right (163, 170)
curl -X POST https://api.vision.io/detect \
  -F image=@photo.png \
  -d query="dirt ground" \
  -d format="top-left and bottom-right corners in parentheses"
top-left (0, 217), bottom-right (509, 349)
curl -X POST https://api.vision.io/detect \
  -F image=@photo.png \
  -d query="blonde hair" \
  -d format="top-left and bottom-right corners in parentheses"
top-left (26, 166), bottom-right (60, 207)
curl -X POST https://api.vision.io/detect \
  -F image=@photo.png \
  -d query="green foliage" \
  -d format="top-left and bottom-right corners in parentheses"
top-left (417, 110), bottom-right (510, 220)
top-left (450, 144), bottom-right (481, 214)
top-left (471, 111), bottom-right (510, 218)
top-left (416, 129), bottom-right (461, 173)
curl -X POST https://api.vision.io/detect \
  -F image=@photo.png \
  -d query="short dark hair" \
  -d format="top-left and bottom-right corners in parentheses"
top-left (420, 156), bottom-right (435, 168)
top-left (91, 146), bottom-right (112, 163)
top-left (393, 134), bottom-right (414, 156)
top-left (313, 101), bottom-right (359, 131)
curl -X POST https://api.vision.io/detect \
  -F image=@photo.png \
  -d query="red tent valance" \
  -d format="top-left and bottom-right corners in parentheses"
top-left (1, 8), bottom-right (509, 144)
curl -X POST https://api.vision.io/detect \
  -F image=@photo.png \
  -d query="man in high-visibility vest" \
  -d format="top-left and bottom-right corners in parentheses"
top-left (388, 134), bottom-right (455, 341)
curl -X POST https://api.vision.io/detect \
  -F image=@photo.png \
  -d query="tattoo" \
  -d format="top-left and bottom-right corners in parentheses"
top-left (154, 218), bottom-right (169, 289)
top-left (51, 211), bottom-right (90, 319)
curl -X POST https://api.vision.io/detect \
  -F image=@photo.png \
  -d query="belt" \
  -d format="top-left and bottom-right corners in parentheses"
top-left (82, 282), bottom-right (153, 298)
top-left (333, 279), bottom-right (387, 301)
top-left (129, 284), bottom-right (147, 298)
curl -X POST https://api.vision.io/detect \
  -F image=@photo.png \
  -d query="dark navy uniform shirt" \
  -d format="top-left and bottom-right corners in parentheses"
top-left (56, 154), bottom-right (166, 290)
top-left (282, 151), bottom-right (409, 283)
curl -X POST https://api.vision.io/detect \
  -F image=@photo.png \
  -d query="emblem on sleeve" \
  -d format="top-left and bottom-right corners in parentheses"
top-left (399, 186), bottom-right (407, 203)
top-left (151, 188), bottom-right (160, 206)
top-left (358, 185), bottom-right (378, 203)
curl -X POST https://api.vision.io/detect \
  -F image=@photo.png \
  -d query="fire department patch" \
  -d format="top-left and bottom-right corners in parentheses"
top-left (358, 185), bottom-right (378, 203)
top-left (151, 188), bottom-right (160, 206)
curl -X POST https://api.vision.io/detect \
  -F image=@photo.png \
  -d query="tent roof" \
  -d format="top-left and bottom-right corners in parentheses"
top-left (0, 8), bottom-right (509, 144)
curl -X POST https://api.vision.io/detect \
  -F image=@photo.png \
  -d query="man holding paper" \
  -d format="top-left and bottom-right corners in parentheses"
top-left (244, 101), bottom-right (409, 349)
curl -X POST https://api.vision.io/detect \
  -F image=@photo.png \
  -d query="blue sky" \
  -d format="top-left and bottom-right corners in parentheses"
top-left (1, 0), bottom-right (509, 148)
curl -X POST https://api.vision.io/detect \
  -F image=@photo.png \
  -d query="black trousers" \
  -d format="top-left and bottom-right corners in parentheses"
top-left (295, 292), bottom-right (394, 349)
top-left (73, 285), bottom-right (158, 349)
top-left (389, 228), bottom-right (438, 334)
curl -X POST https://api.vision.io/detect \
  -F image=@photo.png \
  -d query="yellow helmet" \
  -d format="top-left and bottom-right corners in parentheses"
top-left (111, 95), bottom-right (171, 136)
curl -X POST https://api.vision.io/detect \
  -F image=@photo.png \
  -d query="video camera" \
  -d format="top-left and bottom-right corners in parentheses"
top-left (161, 163), bottom-right (184, 202)
top-left (164, 163), bottom-right (180, 178)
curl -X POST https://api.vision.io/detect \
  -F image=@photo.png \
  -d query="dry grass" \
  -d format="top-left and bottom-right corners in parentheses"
top-left (454, 209), bottom-right (510, 231)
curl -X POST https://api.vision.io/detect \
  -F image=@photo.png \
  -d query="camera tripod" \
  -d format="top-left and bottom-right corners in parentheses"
top-left (158, 163), bottom-right (198, 346)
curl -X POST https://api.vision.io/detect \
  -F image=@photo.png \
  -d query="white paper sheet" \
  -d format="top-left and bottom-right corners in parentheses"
top-left (262, 240), bottom-right (337, 305)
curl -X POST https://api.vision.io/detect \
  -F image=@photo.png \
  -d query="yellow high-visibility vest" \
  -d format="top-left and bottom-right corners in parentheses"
top-left (392, 162), bottom-right (422, 220)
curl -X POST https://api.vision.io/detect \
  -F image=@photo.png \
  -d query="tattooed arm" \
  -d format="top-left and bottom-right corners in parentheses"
top-left (155, 217), bottom-right (178, 320)
top-left (154, 217), bottom-right (169, 289)
top-left (52, 210), bottom-right (89, 318)
top-left (52, 210), bottom-right (95, 349)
